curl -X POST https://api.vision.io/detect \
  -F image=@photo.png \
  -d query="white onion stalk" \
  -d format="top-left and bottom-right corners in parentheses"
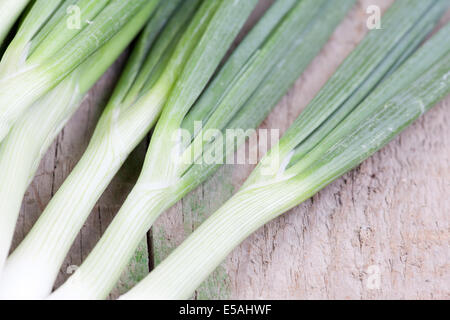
top-left (0, 0), bottom-right (30, 46)
top-left (0, 0), bottom-right (162, 277)
top-left (121, 12), bottom-right (450, 301)
top-left (50, 0), bottom-right (357, 300)
top-left (0, 0), bottom-right (154, 143)
top-left (1, 0), bottom-right (258, 299)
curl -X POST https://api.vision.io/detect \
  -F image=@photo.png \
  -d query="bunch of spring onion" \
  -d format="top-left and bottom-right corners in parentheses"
top-left (0, 0), bottom-right (260, 299)
top-left (0, 0), bottom-right (30, 47)
top-left (0, 0), bottom-right (164, 276)
top-left (0, 0), bottom-right (156, 143)
top-left (120, 1), bottom-right (450, 300)
top-left (47, 0), bottom-right (358, 300)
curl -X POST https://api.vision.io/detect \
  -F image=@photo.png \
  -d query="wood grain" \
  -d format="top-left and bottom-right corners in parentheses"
top-left (13, 0), bottom-right (449, 300)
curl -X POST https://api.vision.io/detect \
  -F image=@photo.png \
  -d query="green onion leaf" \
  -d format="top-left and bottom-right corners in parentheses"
top-left (0, 0), bottom-right (30, 47)
top-left (0, 0), bottom-right (155, 143)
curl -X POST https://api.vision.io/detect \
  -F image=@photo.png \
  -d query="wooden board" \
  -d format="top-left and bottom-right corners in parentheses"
top-left (13, 0), bottom-right (450, 299)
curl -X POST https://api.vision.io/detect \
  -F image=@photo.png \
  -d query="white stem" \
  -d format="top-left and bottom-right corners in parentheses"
top-left (0, 90), bottom-right (166, 299)
top-left (0, 78), bottom-right (80, 273)
top-left (120, 179), bottom-right (305, 300)
top-left (49, 185), bottom-right (174, 300)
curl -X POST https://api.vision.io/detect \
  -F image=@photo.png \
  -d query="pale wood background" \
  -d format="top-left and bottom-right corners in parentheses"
top-left (12, 0), bottom-right (450, 299)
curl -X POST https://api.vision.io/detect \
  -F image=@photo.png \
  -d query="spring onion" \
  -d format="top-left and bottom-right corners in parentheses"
top-left (0, 0), bottom-right (163, 278)
top-left (0, 0), bottom-right (259, 300)
top-left (0, 0), bottom-right (156, 143)
top-left (120, 8), bottom-right (450, 301)
top-left (49, 0), bottom-right (356, 300)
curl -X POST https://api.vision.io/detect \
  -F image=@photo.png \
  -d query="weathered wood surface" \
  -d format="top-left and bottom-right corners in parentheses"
top-left (13, 0), bottom-right (450, 299)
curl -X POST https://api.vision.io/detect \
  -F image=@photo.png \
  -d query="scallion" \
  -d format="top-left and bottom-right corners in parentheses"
top-left (119, 4), bottom-right (450, 300)
top-left (49, 0), bottom-right (356, 300)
